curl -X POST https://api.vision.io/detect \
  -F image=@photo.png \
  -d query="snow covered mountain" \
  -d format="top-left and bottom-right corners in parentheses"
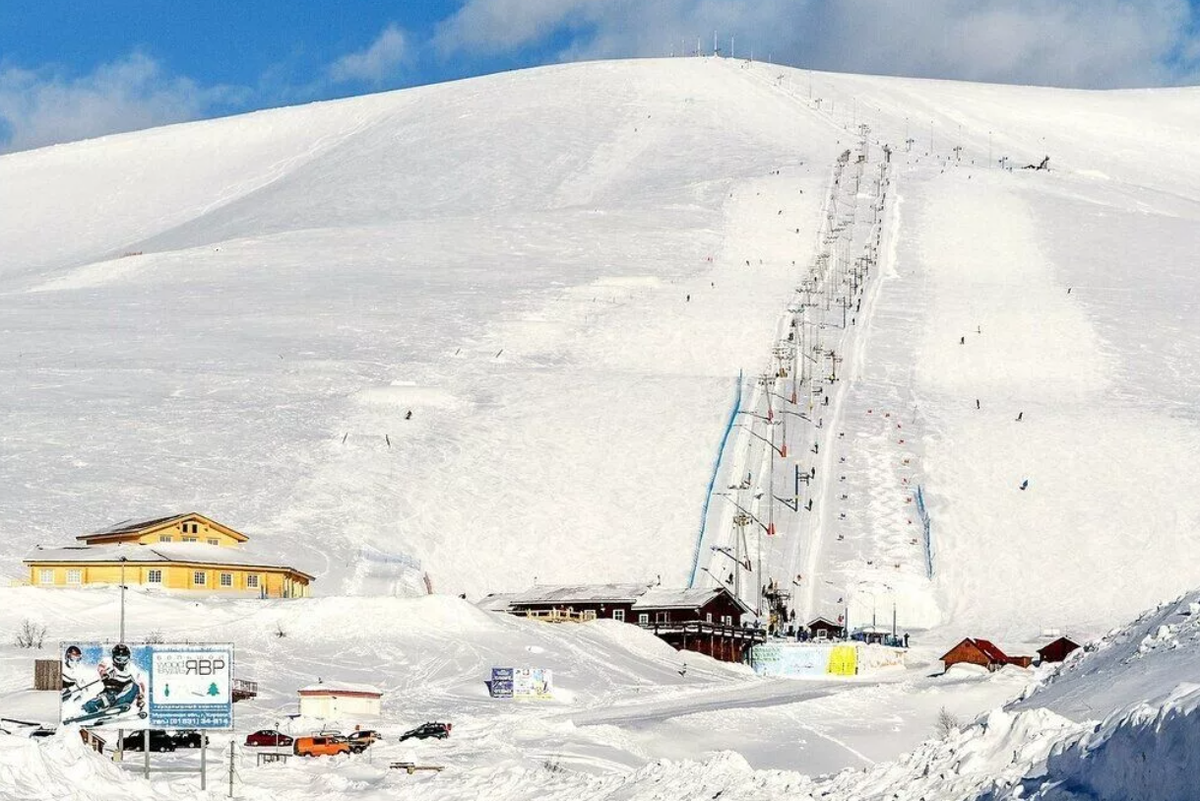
top-left (2, 54), bottom-right (1200, 801)
top-left (5, 58), bottom-right (1199, 645)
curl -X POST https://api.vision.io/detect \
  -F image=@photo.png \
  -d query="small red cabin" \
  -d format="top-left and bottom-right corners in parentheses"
top-left (1037, 636), bottom-right (1080, 664)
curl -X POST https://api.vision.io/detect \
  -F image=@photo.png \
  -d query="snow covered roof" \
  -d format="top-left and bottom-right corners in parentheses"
top-left (807, 616), bottom-right (844, 628)
top-left (497, 584), bottom-right (752, 615)
top-left (25, 542), bottom-right (312, 579)
top-left (971, 638), bottom-right (1010, 663)
top-left (79, 512), bottom-right (249, 543)
top-left (297, 681), bottom-right (382, 696)
top-left (632, 587), bottom-right (737, 611)
top-left (507, 583), bottom-right (653, 605)
top-left (476, 592), bottom-right (521, 612)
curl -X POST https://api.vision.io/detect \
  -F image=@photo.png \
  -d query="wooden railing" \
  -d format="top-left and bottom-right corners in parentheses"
top-left (520, 608), bottom-right (596, 623)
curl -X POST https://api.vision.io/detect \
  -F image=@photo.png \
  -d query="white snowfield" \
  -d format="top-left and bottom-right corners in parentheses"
top-left (1, 56), bottom-right (1199, 800)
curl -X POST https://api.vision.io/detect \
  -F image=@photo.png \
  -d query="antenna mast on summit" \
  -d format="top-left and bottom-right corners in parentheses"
top-left (713, 30), bottom-right (718, 56)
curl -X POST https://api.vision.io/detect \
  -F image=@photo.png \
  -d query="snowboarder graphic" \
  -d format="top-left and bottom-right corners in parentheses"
top-left (67, 644), bottom-right (147, 725)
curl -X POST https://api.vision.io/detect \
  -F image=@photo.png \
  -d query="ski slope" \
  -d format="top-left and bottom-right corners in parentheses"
top-left (1, 54), bottom-right (1200, 801)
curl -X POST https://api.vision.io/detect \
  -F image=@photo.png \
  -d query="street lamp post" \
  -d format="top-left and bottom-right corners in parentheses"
top-left (119, 556), bottom-right (127, 642)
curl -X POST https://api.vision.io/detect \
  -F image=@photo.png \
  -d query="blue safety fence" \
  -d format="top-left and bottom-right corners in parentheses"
top-left (688, 371), bottom-right (744, 588)
top-left (915, 485), bottom-right (933, 579)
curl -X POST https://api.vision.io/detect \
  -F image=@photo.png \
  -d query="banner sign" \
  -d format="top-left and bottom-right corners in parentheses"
top-left (489, 667), bottom-right (514, 698)
top-left (512, 668), bottom-right (553, 699)
top-left (60, 643), bottom-right (233, 730)
top-left (489, 667), bottom-right (552, 699)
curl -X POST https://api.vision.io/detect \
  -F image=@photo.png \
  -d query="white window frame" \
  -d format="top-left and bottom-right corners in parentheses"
top-left (638, 613), bottom-right (649, 626)
top-left (220, 573), bottom-right (233, 588)
top-left (39, 569), bottom-right (54, 585)
top-left (159, 535), bottom-right (172, 542)
top-left (246, 574), bottom-right (259, 589)
top-left (613, 609), bottom-right (625, 622)
top-left (66, 569), bottom-right (82, 585)
top-left (706, 612), bottom-right (713, 623)
top-left (147, 568), bottom-right (163, 585)
top-left (193, 570), bottom-right (206, 586)
top-left (655, 611), bottom-right (669, 624)
top-left (207, 538), bottom-right (220, 546)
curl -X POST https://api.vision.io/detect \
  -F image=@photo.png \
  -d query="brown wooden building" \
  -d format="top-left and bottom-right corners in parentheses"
top-left (940, 637), bottom-right (1032, 672)
top-left (485, 583), bottom-right (764, 663)
top-left (1037, 636), bottom-right (1080, 664)
top-left (806, 616), bottom-right (846, 640)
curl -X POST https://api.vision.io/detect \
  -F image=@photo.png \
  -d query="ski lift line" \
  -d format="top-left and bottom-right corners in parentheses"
top-left (688, 370), bottom-right (744, 588)
top-left (690, 148), bottom-right (867, 603)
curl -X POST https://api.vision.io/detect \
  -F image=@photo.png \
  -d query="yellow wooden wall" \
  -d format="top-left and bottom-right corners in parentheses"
top-left (130, 519), bottom-right (240, 547)
top-left (27, 563), bottom-right (309, 597)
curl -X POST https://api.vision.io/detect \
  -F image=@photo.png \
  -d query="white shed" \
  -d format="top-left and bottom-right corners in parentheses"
top-left (297, 681), bottom-right (382, 719)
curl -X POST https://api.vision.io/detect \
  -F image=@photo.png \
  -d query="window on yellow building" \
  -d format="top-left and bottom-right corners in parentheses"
top-left (147, 569), bottom-right (162, 584)
top-left (182, 537), bottom-right (198, 543)
top-left (208, 539), bottom-right (219, 546)
top-left (220, 573), bottom-right (232, 587)
top-left (246, 575), bottom-right (259, 588)
top-left (160, 535), bottom-right (172, 542)
top-left (38, 569), bottom-right (53, 585)
top-left (67, 569), bottom-right (82, 585)
top-left (193, 571), bottom-right (206, 586)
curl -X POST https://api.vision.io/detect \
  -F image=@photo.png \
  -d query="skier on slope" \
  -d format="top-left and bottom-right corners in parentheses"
top-left (78, 644), bottom-right (147, 721)
top-left (61, 645), bottom-right (87, 699)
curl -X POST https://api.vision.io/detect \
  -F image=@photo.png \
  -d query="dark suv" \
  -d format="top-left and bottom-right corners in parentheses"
top-left (121, 730), bottom-right (176, 752)
top-left (346, 730), bottom-right (380, 752)
top-left (399, 722), bottom-right (451, 741)
top-left (172, 730), bottom-right (209, 749)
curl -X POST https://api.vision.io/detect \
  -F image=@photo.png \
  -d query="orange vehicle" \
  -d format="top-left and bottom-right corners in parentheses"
top-left (293, 735), bottom-right (351, 757)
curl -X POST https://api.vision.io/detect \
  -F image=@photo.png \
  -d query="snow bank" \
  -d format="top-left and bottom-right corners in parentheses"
top-left (0, 730), bottom-right (166, 801)
top-left (1013, 589), bottom-right (1200, 721)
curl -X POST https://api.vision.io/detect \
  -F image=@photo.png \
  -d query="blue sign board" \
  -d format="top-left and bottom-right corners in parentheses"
top-left (489, 667), bottom-right (513, 698)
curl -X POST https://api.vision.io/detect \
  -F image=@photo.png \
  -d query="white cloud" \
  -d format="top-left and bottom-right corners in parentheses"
top-left (432, 0), bottom-right (1200, 88)
top-left (329, 24), bottom-right (409, 85)
top-left (0, 53), bottom-right (239, 153)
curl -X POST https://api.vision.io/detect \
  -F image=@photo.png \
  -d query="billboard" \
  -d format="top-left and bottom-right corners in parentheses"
top-left (489, 667), bottom-right (552, 699)
top-left (60, 643), bottom-right (233, 730)
top-left (489, 667), bottom-right (514, 698)
top-left (512, 668), bottom-right (553, 700)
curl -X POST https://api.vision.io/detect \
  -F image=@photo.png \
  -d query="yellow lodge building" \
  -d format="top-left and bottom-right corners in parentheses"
top-left (24, 512), bottom-right (313, 597)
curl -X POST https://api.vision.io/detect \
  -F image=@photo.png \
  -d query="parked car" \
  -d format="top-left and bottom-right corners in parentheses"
top-left (121, 730), bottom-right (176, 752)
top-left (172, 730), bottom-right (209, 749)
top-left (346, 730), bottom-right (380, 753)
top-left (398, 722), bottom-right (451, 741)
top-left (293, 735), bottom-right (351, 757)
top-left (244, 730), bottom-right (294, 748)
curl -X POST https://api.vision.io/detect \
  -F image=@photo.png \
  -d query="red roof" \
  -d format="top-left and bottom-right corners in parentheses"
top-left (972, 638), bottom-right (1010, 663)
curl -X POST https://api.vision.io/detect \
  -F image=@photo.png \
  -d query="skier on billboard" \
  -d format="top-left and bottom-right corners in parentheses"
top-left (68, 644), bottom-right (147, 724)
top-left (61, 645), bottom-right (87, 698)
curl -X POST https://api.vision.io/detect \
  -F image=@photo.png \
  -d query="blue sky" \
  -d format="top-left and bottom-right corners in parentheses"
top-left (2, 0), bottom-right (1199, 152)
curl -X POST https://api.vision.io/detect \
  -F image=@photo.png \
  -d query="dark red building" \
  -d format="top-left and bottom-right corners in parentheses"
top-left (483, 583), bottom-right (763, 663)
top-left (1037, 636), bottom-right (1080, 664)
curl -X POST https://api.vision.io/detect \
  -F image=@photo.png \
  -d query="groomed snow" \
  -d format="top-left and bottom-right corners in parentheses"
top-left (1, 55), bottom-right (1199, 801)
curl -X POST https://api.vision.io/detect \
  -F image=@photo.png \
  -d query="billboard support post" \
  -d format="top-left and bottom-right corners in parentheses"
top-left (201, 737), bottom-right (207, 790)
top-left (143, 730), bottom-right (149, 778)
